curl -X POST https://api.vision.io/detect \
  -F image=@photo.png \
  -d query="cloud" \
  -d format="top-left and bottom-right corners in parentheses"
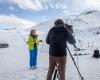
top-left (67, 0), bottom-right (100, 12)
top-left (1, 0), bottom-right (100, 16)
top-left (0, 0), bottom-right (94, 12)
top-left (9, 6), bottom-right (16, 11)
top-left (6, 0), bottom-right (45, 11)
top-left (63, 10), bottom-right (68, 14)
top-left (0, 15), bottom-right (35, 26)
top-left (10, 0), bottom-right (38, 10)
top-left (42, 15), bottom-right (47, 18)
top-left (0, 0), bottom-right (68, 11)
top-left (55, 3), bottom-right (67, 9)
top-left (49, 3), bottom-right (54, 9)
top-left (86, 0), bottom-right (100, 9)
top-left (0, 0), bottom-right (41, 10)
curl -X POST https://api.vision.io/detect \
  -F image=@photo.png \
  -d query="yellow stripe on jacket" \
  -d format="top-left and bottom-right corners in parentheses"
top-left (27, 36), bottom-right (39, 50)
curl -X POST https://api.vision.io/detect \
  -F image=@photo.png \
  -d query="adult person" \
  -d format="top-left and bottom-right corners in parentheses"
top-left (46, 19), bottom-right (76, 80)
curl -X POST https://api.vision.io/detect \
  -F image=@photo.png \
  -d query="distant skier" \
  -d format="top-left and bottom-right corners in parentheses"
top-left (46, 19), bottom-right (76, 80)
top-left (27, 29), bottom-right (39, 69)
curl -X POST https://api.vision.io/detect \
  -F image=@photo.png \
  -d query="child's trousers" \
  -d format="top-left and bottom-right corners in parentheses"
top-left (29, 48), bottom-right (37, 67)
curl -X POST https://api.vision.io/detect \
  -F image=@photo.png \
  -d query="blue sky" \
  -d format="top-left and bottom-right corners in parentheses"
top-left (0, 0), bottom-right (100, 27)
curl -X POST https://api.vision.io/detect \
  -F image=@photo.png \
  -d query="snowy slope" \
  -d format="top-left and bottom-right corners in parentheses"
top-left (0, 29), bottom-right (100, 80)
top-left (0, 29), bottom-right (49, 80)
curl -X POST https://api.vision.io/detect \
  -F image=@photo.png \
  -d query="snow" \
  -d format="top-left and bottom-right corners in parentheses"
top-left (0, 10), bottom-right (100, 80)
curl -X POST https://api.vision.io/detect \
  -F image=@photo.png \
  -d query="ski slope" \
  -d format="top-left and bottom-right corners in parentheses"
top-left (0, 10), bottom-right (100, 80)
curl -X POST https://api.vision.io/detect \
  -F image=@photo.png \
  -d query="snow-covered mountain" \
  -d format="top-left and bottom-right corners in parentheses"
top-left (74, 10), bottom-right (100, 30)
top-left (25, 10), bottom-right (100, 42)
top-left (26, 10), bottom-right (100, 31)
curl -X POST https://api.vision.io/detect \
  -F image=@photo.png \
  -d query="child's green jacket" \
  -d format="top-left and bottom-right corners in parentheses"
top-left (27, 36), bottom-right (39, 50)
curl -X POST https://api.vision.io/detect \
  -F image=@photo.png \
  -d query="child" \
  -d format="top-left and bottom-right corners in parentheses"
top-left (27, 29), bottom-right (39, 69)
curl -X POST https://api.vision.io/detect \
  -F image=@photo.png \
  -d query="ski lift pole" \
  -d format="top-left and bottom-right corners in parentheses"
top-left (66, 45), bottom-right (84, 80)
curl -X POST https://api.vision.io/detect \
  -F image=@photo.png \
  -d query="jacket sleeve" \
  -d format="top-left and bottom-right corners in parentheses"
top-left (46, 30), bottom-right (51, 44)
top-left (27, 36), bottom-right (32, 45)
top-left (66, 28), bottom-right (76, 45)
top-left (27, 36), bottom-right (30, 45)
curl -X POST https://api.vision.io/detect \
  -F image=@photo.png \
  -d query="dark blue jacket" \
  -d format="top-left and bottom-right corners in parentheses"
top-left (46, 24), bottom-right (76, 57)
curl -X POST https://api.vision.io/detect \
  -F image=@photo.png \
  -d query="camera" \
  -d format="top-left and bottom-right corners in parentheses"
top-left (65, 23), bottom-right (73, 33)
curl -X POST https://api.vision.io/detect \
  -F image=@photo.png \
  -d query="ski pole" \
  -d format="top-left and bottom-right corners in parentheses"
top-left (66, 46), bottom-right (84, 80)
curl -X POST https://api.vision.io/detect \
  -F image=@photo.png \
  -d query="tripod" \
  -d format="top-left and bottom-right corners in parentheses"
top-left (53, 65), bottom-right (59, 80)
top-left (67, 46), bottom-right (84, 80)
top-left (53, 46), bottom-right (84, 80)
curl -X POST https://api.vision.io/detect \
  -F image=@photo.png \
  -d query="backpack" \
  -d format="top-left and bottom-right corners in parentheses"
top-left (92, 50), bottom-right (100, 58)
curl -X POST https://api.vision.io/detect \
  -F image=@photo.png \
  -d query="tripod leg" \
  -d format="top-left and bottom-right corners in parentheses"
top-left (53, 69), bottom-right (58, 80)
top-left (67, 46), bottom-right (84, 80)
